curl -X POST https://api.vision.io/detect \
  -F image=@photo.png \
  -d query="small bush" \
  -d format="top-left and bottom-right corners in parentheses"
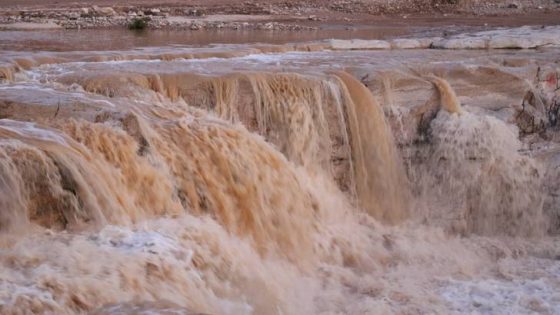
top-left (128, 17), bottom-right (148, 30)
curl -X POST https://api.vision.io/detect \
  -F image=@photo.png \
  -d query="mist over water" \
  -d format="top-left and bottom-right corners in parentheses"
top-left (0, 34), bottom-right (560, 315)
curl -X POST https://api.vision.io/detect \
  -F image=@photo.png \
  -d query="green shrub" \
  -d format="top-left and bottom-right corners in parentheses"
top-left (128, 17), bottom-right (148, 30)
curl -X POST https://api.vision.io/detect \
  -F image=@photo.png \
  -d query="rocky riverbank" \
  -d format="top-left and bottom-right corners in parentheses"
top-left (0, 6), bottom-right (318, 30)
top-left (0, 0), bottom-right (559, 31)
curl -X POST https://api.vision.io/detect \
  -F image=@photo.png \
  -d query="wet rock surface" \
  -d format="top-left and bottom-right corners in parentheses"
top-left (327, 26), bottom-right (560, 50)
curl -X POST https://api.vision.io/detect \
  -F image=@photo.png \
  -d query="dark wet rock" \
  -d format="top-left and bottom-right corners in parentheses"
top-left (516, 90), bottom-right (548, 135)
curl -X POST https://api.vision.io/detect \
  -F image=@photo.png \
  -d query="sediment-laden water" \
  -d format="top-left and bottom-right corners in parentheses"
top-left (1, 28), bottom-right (560, 314)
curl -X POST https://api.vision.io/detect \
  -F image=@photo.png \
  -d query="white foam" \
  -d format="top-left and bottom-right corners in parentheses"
top-left (94, 225), bottom-right (186, 258)
top-left (0, 119), bottom-right (68, 145)
top-left (441, 269), bottom-right (560, 314)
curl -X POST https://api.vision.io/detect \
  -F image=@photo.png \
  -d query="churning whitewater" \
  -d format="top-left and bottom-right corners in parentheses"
top-left (1, 29), bottom-right (560, 314)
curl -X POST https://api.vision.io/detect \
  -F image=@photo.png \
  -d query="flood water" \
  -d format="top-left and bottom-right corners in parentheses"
top-left (1, 26), bottom-right (560, 315)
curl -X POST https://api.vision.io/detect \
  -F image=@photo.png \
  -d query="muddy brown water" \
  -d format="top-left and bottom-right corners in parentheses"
top-left (0, 28), bottom-right (413, 51)
top-left (0, 25), bottom-right (560, 315)
top-left (2, 13), bottom-right (560, 52)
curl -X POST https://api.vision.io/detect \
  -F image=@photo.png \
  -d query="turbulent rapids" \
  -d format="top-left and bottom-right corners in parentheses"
top-left (1, 27), bottom-right (560, 315)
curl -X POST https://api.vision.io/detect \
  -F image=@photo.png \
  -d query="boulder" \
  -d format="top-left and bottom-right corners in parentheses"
top-left (93, 6), bottom-right (116, 17)
top-left (80, 8), bottom-right (90, 17)
top-left (390, 38), bottom-right (423, 49)
top-left (328, 39), bottom-right (391, 50)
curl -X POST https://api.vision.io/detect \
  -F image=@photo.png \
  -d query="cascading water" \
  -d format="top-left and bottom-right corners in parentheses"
top-left (408, 110), bottom-right (546, 236)
top-left (0, 43), bottom-right (559, 315)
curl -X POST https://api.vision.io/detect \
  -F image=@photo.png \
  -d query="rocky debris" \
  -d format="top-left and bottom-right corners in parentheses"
top-left (0, 0), bottom-right (558, 31)
top-left (516, 90), bottom-right (548, 135)
top-left (183, 9), bottom-right (206, 17)
top-left (325, 0), bottom-right (559, 15)
top-left (145, 8), bottom-right (161, 16)
top-left (329, 0), bottom-right (437, 14)
top-left (0, 4), bottom-right (320, 30)
top-left (516, 68), bottom-right (560, 136)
